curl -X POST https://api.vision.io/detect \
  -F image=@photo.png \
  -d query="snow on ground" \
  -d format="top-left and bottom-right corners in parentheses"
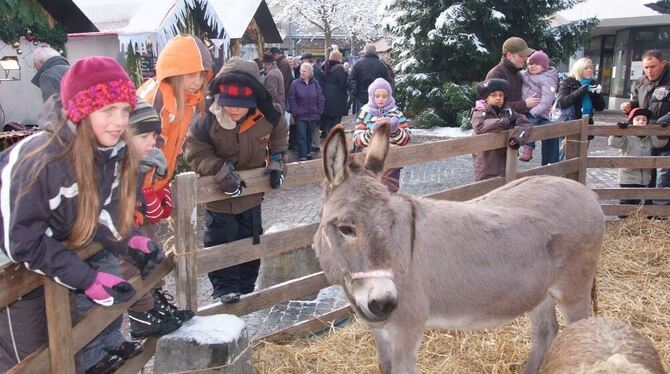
top-left (164, 315), bottom-right (247, 344)
top-left (411, 127), bottom-right (472, 138)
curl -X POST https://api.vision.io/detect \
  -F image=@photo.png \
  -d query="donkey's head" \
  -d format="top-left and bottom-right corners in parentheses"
top-left (315, 124), bottom-right (407, 323)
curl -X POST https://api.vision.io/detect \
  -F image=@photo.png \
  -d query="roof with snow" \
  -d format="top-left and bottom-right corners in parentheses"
top-left (209, 0), bottom-right (282, 43)
top-left (554, 0), bottom-right (670, 34)
top-left (71, 0), bottom-right (227, 53)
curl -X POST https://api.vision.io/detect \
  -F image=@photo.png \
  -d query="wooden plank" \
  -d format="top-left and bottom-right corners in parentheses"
top-left (0, 243), bottom-right (102, 309)
top-left (44, 279), bottom-right (75, 373)
top-left (173, 172), bottom-right (199, 311)
top-left (9, 258), bottom-right (174, 374)
top-left (578, 116), bottom-right (589, 184)
top-left (594, 188), bottom-right (670, 200)
top-left (197, 223), bottom-right (319, 275)
top-left (588, 124), bottom-right (670, 137)
top-left (115, 338), bottom-right (158, 374)
top-left (505, 130), bottom-right (518, 183)
top-left (260, 305), bottom-right (354, 343)
top-left (198, 272), bottom-right (329, 317)
top-left (427, 177), bottom-right (505, 201)
top-left (526, 120), bottom-right (581, 141)
top-left (517, 159), bottom-right (580, 178)
top-left (601, 204), bottom-right (670, 217)
top-left (587, 156), bottom-right (670, 169)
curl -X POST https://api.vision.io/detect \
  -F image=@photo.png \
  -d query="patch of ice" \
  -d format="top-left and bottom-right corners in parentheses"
top-left (164, 315), bottom-right (246, 344)
top-left (411, 127), bottom-right (472, 138)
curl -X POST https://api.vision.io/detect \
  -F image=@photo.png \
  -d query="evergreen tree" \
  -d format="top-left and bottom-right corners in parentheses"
top-left (391, 0), bottom-right (598, 127)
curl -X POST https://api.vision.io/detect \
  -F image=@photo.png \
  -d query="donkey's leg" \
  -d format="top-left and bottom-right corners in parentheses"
top-left (371, 327), bottom-right (392, 374)
top-left (524, 296), bottom-right (558, 374)
top-left (388, 323), bottom-right (423, 374)
top-left (557, 296), bottom-right (592, 324)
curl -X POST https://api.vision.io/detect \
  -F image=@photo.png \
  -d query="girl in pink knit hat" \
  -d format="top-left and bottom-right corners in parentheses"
top-left (0, 56), bottom-right (164, 373)
top-left (520, 50), bottom-right (559, 164)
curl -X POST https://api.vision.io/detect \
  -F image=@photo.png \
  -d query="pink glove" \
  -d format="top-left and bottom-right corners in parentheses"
top-left (127, 235), bottom-right (166, 279)
top-left (84, 272), bottom-right (136, 306)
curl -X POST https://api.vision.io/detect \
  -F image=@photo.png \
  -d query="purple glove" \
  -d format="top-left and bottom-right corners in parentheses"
top-left (84, 272), bottom-right (136, 306)
top-left (127, 235), bottom-right (166, 279)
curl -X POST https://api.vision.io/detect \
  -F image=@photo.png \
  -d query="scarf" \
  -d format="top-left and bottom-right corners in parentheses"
top-left (580, 78), bottom-right (593, 116)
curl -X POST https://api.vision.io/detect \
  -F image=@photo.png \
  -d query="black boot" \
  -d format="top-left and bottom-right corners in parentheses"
top-left (85, 354), bottom-right (123, 374)
top-left (128, 309), bottom-right (182, 339)
top-left (108, 341), bottom-right (143, 360)
top-left (152, 288), bottom-right (195, 322)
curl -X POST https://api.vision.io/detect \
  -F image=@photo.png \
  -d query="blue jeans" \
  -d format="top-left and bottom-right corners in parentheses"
top-left (527, 115), bottom-right (560, 165)
top-left (654, 149), bottom-right (670, 205)
top-left (295, 120), bottom-right (315, 159)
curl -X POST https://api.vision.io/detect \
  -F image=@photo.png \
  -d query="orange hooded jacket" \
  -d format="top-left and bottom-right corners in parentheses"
top-left (137, 35), bottom-right (213, 192)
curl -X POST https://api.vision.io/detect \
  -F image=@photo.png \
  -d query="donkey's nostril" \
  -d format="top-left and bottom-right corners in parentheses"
top-left (368, 297), bottom-right (397, 318)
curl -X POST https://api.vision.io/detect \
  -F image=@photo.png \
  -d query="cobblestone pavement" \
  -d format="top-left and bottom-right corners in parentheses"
top-left (159, 111), bottom-right (628, 342)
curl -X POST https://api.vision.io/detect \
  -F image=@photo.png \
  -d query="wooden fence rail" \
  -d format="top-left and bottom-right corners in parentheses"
top-left (3, 117), bottom-right (670, 373)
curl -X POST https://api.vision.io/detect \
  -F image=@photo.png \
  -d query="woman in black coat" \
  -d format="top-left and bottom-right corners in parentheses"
top-left (321, 50), bottom-right (349, 137)
top-left (555, 57), bottom-right (606, 124)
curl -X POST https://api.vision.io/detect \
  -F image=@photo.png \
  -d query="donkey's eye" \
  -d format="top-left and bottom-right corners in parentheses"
top-left (338, 225), bottom-right (356, 236)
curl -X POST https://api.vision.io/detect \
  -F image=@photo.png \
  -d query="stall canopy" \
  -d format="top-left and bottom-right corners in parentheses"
top-left (209, 0), bottom-right (282, 43)
top-left (72, 0), bottom-right (228, 54)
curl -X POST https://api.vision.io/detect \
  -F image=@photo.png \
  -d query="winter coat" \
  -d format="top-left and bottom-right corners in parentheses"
top-left (353, 105), bottom-right (409, 149)
top-left (137, 35), bottom-right (213, 193)
top-left (263, 65), bottom-right (285, 112)
top-left (288, 78), bottom-right (325, 121)
top-left (471, 100), bottom-right (532, 181)
top-left (30, 55), bottom-right (70, 101)
top-left (322, 62), bottom-right (349, 117)
top-left (486, 58), bottom-right (528, 114)
top-left (184, 58), bottom-right (288, 214)
top-left (348, 53), bottom-right (393, 103)
top-left (608, 135), bottom-right (668, 185)
top-left (276, 55), bottom-right (293, 96)
top-left (0, 97), bottom-right (130, 291)
top-left (521, 67), bottom-right (558, 119)
top-left (555, 77), bottom-right (606, 124)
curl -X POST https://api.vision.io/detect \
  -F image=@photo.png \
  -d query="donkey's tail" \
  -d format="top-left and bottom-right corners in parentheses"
top-left (591, 276), bottom-right (598, 315)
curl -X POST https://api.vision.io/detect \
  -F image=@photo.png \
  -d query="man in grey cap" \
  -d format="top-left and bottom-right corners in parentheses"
top-left (486, 37), bottom-right (540, 114)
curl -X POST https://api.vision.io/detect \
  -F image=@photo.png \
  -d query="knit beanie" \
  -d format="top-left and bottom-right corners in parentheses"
top-left (367, 77), bottom-right (395, 107)
top-left (130, 97), bottom-right (161, 134)
top-left (217, 82), bottom-right (257, 108)
top-left (60, 56), bottom-right (137, 124)
top-left (476, 78), bottom-right (510, 100)
top-left (628, 107), bottom-right (653, 124)
top-left (528, 50), bottom-right (549, 70)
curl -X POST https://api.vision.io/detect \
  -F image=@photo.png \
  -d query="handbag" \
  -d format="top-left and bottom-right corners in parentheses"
top-left (549, 101), bottom-right (576, 122)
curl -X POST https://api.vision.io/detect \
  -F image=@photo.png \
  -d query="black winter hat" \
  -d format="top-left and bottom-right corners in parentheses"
top-left (476, 78), bottom-right (510, 100)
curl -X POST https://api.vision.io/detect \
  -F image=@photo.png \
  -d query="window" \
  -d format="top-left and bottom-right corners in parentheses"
top-left (634, 30), bottom-right (655, 41)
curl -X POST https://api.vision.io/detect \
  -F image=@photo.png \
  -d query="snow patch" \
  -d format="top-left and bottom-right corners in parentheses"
top-left (164, 315), bottom-right (246, 344)
top-left (411, 127), bottom-right (472, 138)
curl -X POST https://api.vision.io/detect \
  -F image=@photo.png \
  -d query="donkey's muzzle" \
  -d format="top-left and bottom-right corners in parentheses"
top-left (368, 295), bottom-right (397, 319)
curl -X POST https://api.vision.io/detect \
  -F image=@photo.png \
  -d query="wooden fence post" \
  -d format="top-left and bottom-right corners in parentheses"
top-left (44, 279), bottom-right (75, 373)
top-left (577, 116), bottom-right (589, 184)
top-left (505, 129), bottom-right (518, 183)
top-left (173, 172), bottom-right (199, 312)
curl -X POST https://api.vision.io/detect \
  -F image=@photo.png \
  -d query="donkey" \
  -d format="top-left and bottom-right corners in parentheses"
top-left (313, 124), bottom-right (605, 374)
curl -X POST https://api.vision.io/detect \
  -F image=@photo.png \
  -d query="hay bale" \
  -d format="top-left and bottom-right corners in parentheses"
top-left (253, 214), bottom-right (670, 373)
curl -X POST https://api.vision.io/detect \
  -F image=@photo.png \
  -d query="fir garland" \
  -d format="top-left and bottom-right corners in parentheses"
top-left (0, 0), bottom-right (67, 48)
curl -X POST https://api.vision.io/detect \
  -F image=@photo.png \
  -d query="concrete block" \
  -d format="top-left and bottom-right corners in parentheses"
top-left (154, 315), bottom-right (252, 374)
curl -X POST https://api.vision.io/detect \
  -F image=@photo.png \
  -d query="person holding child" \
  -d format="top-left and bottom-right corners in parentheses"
top-left (0, 56), bottom-right (163, 374)
top-left (353, 77), bottom-right (410, 192)
top-left (520, 50), bottom-right (559, 164)
top-left (184, 57), bottom-right (288, 304)
top-left (609, 108), bottom-right (668, 207)
top-left (471, 78), bottom-right (533, 181)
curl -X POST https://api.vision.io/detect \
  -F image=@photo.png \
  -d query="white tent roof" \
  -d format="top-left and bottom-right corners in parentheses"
top-left (209, 0), bottom-right (262, 39)
top-left (554, 0), bottom-right (670, 30)
top-left (72, 0), bottom-right (227, 53)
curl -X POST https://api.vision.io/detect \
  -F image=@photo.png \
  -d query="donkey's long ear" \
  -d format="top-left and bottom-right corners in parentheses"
top-left (364, 123), bottom-right (390, 175)
top-left (323, 124), bottom-right (349, 188)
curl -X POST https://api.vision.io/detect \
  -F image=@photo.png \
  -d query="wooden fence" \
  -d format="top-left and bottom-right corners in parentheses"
top-left (2, 117), bottom-right (670, 372)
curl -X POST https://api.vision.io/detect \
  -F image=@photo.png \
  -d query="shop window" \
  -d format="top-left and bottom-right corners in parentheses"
top-left (634, 30), bottom-right (655, 41)
top-left (659, 27), bottom-right (670, 41)
top-left (604, 36), bottom-right (614, 49)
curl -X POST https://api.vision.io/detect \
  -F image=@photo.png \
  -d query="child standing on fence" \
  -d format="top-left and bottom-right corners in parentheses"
top-left (184, 57), bottom-right (288, 304)
top-left (0, 56), bottom-right (164, 373)
top-left (520, 50), bottom-right (559, 164)
top-left (609, 108), bottom-right (668, 206)
top-left (471, 78), bottom-right (533, 181)
top-left (353, 77), bottom-right (410, 192)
